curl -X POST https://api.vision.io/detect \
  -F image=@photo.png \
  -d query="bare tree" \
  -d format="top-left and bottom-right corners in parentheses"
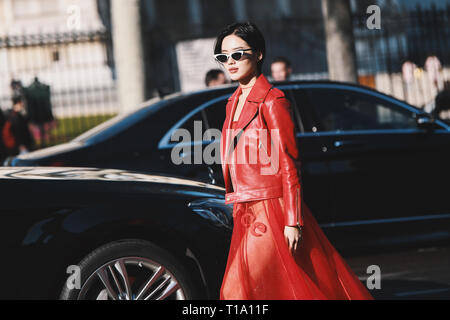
top-left (321, 0), bottom-right (358, 82)
top-left (111, 0), bottom-right (146, 113)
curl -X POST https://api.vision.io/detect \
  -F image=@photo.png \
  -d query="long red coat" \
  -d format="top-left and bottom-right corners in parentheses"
top-left (220, 74), bottom-right (374, 300)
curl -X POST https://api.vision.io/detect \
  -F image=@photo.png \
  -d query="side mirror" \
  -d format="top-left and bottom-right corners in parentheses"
top-left (416, 114), bottom-right (436, 132)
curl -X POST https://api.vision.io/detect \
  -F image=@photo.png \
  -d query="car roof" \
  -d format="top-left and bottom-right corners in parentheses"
top-left (158, 79), bottom-right (421, 110)
top-left (173, 79), bottom-right (449, 128)
top-left (173, 79), bottom-right (379, 95)
top-left (73, 79), bottom-right (447, 145)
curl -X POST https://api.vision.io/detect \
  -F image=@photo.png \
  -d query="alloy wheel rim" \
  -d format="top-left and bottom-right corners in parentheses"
top-left (77, 256), bottom-right (186, 300)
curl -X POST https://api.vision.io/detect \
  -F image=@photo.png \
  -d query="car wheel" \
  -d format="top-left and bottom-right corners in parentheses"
top-left (60, 239), bottom-right (196, 300)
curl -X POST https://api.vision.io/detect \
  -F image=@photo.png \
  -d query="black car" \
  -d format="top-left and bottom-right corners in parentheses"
top-left (1, 166), bottom-right (448, 300)
top-left (7, 80), bottom-right (450, 252)
top-left (0, 166), bottom-right (232, 299)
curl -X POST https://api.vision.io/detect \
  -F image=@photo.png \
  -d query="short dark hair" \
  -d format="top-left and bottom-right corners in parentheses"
top-left (12, 95), bottom-right (23, 106)
top-left (205, 69), bottom-right (225, 86)
top-left (271, 56), bottom-right (291, 69)
top-left (214, 21), bottom-right (265, 74)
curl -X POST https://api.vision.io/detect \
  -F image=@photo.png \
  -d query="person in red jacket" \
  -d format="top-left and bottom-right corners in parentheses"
top-left (2, 96), bottom-right (35, 157)
top-left (214, 21), bottom-right (374, 300)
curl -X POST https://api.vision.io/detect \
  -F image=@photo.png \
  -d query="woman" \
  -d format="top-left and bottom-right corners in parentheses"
top-left (215, 21), bottom-right (374, 300)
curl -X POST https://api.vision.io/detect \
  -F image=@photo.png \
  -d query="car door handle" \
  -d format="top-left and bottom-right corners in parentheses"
top-left (207, 166), bottom-right (216, 185)
top-left (333, 140), bottom-right (363, 148)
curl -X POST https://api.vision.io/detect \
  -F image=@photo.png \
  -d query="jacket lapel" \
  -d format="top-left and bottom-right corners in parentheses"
top-left (221, 74), bottom-right (273, 191)
top-left (221, 87), bottom-right (240, 188)
top-left (223, 86), bottom-right (241, 137)
top-left (235, 73), bottom-right (273, 130)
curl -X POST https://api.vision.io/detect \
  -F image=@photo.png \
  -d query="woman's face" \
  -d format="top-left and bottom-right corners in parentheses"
top-left (220, 34), bottom-right (261, 82)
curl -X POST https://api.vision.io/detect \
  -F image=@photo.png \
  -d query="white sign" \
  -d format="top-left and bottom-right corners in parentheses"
top-left (175, 37), bottom-right (228, 92)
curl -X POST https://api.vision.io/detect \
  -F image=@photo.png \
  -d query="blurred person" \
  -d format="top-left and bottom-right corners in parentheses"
top-left (10, 79), bottom-right (26, 100)
top-left (270, 56), bottom-right (292, 81)
top-left (24, 77), bottom-right (56, 147)
top-left (0, 107), bottom-right (6, 163)
top-left (433, 80), bottom-right (450, 121)
top-left (2, 96), bottom-right (35, 157)
top-left (205, 69), bottom-right (227, 87)
top-left (402, 60), bottom-right (417, 85)
top-left (214, 21), bottom-right (373, 300)
top-left (425, 54), bottom-right (443, 91)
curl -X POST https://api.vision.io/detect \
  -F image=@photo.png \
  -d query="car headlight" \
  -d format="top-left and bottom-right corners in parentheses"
top-left (188, 198), bottom-right (233, 230)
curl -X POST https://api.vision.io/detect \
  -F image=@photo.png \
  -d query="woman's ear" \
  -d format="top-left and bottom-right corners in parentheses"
top-left (257, 52), bottom-right (263, 61)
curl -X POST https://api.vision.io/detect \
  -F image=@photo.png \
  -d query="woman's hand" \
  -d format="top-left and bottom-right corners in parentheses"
top-left (284, 226), bottom-right (303, 255)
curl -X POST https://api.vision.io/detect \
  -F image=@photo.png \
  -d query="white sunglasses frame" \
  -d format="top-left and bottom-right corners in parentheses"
top-left (214, 48), bottom-right (253, 64)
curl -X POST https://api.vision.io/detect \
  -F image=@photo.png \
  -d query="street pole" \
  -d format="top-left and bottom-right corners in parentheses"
top-left (321, 0), bottom-right (358, 83)
top-left (111, 0), bottom-right (146, 113)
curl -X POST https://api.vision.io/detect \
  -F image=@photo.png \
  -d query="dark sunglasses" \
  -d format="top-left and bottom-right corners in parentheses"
top-left (214, 48), bottom-right (253, 63)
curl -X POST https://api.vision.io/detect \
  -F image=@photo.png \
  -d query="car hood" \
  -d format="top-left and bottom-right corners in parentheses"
top-left (0, 167), bottom-right (226, 210)
top-left (0, 166), bottom-right (224, 190)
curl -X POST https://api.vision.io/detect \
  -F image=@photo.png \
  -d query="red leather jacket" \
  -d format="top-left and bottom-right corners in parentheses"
top-left (220, 73), bottom-right (304, 227)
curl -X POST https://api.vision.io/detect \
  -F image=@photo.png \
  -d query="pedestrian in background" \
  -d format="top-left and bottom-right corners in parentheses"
top-left (402, 60), bottom-right (417, 85)
top-left (2, 96), bottom-right (35, 157)
top-left (433, 80), bottom-right (450, 121)
top-left (425, 54), bottom-right (443, 91)
top-left (10, 79), bottom-right (26, 101)
top-left (0, 107), bottom-right (6, 164)
top-left (270, 56), bottom-right (292, 81)
top-left (215, 21), bottom-right (373, 300)
top-left (205, 69), bottom-right (228, 87)
top-left (23, 77), bottom-right (56, 147)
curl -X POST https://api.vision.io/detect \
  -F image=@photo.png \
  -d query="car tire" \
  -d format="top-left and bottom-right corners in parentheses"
top-left (60, 239), bottom-right (198, 300)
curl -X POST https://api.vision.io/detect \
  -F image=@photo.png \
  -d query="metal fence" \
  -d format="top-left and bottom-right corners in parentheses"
top-left (0, 29), bottom-right (118, 147)
top-left (1, 5), bottom-right (449, 151)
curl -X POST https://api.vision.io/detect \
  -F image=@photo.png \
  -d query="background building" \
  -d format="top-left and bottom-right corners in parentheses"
top-left (107, 0), bottom-right (450, 110)
top-left (0, 0), bottom-right (118, 120)
top-left (0, 0), bottom-right (449, 147)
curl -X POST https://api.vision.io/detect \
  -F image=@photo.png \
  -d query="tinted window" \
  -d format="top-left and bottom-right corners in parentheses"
top-left (203, 99), bottom-right (227, 131)
top-left (173, 93), bottom-right (302, 145)
top-left (176, 99), bottom-right (227, 143)
top-left (308, 88), bottom-right (417, 132)
top-left (178, 109), bottom-right (208, 142)
top-left (289, 88), bottom-right (317, 133)
top-left (283, 92), bottom-right (302, 133)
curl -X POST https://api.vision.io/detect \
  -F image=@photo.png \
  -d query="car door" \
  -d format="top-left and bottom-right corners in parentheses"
top-left (279, 86), bottom-right (335, 226)
top-left (158, 86), bottom-right (336, 228)
top-left (303, 84), bottom-right (450, 250)
top-left (158, 94), bottom-right (229, 185)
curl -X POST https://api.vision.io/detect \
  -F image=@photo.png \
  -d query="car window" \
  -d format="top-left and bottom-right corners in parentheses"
top-left (170, 93), bottom-right (302, 146)
top-left (203, 99), bottom-right (227, 131)
top-left (174, 98), bottom-right (227, 143)
top-left (288, 88), bottom-right (318, 133)
top-left (281, 92), bottom-right (302, 133)
top-left (308, 88), bottom-right (417, 132)
top-left (204, 93), bottom-right (301, 133)
top-left (178, 109), bottom-right (209, 142)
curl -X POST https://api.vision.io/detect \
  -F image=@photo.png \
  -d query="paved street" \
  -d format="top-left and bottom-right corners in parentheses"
top-left (346, 245), bottom-right (450, 299)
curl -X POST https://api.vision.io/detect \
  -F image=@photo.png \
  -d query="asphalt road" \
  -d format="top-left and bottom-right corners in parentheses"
top-left (346, 245), bottom-right (450, 299)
